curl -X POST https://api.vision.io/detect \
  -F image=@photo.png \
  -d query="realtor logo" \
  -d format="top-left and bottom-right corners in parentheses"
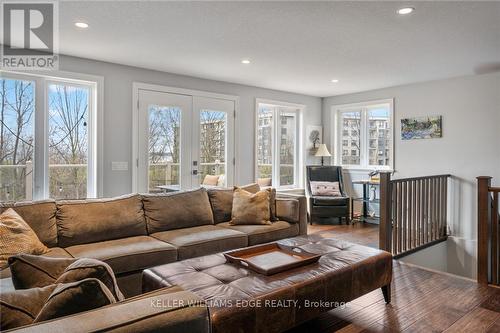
top-left (1, 1), bottom-right (59, 70)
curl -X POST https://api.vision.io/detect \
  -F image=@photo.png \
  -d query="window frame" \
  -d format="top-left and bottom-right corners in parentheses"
top-left (255, 98), bottom-right (304, 189)
top-left (0, 70), bottom-right (103, 200)
top-left (332, 99), bottom-right (394, 171)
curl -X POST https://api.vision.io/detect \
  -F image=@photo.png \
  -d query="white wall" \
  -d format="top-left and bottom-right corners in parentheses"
top-left (323, 72), bottom-right (500, 278)
top-left (58, 55), bottom-right (322, 197)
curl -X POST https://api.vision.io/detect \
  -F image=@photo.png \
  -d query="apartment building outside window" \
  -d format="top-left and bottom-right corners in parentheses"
top-left (333, 99), bottom-right (393, 170)
top-left (256, 99), bottom-right (302, 188)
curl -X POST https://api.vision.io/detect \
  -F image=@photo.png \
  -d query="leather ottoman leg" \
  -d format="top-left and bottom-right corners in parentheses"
top-left (382, 284), bottom-right (391, 304)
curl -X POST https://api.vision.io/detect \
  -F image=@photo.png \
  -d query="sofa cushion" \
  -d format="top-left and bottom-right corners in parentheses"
top-left (0, 208), bottom-right (49, 268)
top-left (151, 225), bottom-right (247, 260)
top-left (142, 188), bottom-right (214, 233)
top-left (56, 194), bottom-right (147, 247)
top-left (0, 247), bottom-right (73, 280)
top-left (35, 278), bottom-right (116, 323)
top-left (0, 284), bottom-right (57, 330)
top-left (0, 200), bottom-right (57, 247)
top-left (218, 221), bottom-right (299, 245)
top-left (312, 196), bottom-right (349, 206)
top-left (9, 254), bottom-right (76, 289)
top-left (64, 236), bottom-right (177, 275)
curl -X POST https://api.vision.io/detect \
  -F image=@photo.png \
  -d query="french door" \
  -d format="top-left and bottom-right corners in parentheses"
top-left (136, 89), bottom-right (234, 192)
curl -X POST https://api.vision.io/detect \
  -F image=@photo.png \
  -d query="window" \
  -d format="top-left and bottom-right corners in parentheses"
top-left (48, 83), bottom-right (91, 199)
top-left (334, 99), bottom-right (393, 170)
top-left (0, 72), bottom-right (100, 200)
top-left (256, 100), bottom-right (302, 188)
top-left (0, 78), bottom-right (34, 201)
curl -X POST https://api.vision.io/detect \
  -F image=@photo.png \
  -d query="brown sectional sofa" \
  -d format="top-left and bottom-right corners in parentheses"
top-left (0, 188), bottom-right (306, 297)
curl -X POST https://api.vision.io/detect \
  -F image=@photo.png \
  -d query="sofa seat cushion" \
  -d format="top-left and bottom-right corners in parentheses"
top-left (218, 221), bottom-right (299, 245)
top-left (64, 236), bottom-right (177, 275)
top-left (312, 196), bottom-right (349, 206)
top-left (0, 247), bottom-right (72, 279)
top-left (151, 225), bottom-right (247, 260)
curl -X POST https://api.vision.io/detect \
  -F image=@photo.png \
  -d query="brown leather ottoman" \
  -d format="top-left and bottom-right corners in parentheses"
top-left (142, 233), bottom-right (392, 333)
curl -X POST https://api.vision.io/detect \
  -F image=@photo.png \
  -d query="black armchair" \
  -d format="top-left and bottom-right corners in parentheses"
top-left (305, 165), bottom-right (351, 224)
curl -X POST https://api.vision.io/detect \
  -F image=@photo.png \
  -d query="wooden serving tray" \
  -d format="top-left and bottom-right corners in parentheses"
top-left (223, 243), bottom-right (321, 275)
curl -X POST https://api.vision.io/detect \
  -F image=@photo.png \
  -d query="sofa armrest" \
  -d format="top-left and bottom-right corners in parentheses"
top-left (276, 194), bottom-right (307, 235)
top-left (8, 287), bottom-right (210, 333)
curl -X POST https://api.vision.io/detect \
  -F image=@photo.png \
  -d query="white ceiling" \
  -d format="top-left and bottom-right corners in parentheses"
top-left (57, 1), bottom-right (500, 97)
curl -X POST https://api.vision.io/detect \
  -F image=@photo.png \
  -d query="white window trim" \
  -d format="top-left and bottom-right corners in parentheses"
top-left (331, 98), bottom-right (394, 172)
top-left (255, 98), bottom-right (304, 189)
top-left (0, 69), bottom-right (104, 199)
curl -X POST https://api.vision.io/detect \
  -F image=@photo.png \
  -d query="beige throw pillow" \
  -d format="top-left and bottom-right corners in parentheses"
top-left (0, 209), bottom-right (48, 269)
top-left (310, 181), bottom-right (342, 197)
top-left (202, 174), bottom-right (220, 186)
top-left (230, 188), bottom-right (271, 225)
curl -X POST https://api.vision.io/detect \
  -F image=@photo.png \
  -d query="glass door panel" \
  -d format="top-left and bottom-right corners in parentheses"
top-left (148, 105), bottom-right (181, 192)
top-left (137, 90), bottom-right (191, 192)
top-left (193, 96), bottom-right (234, 188)
top-left (198, 110), bottom-right (227, 186)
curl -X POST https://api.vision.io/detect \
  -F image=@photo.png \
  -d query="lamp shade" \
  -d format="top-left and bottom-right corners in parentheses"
top-left (315, 144), bottom-right (331, 157)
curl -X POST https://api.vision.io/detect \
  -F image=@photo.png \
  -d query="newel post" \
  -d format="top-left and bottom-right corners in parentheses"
top-left (379, 172), bottom-right (392, 253)
top-left (477, 176), bottom-right (492, 284)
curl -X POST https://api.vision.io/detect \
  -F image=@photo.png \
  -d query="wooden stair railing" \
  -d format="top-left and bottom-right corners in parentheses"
top-left (477, 176), bottom-right (500, 286)
top-left (379, 172), bottom-right (450, 258)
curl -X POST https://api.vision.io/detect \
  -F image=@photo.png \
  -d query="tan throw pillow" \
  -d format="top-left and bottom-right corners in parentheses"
top-left (0, 209), bottom-right (49, 269)
top-left (34, 278), bottom-right (116, 323)
top-left (310, 181), bottom-right (342, 197)
top-left (208, 184), bottom-right (277, 223)
top-left (230, 188), bottom-right (271, 225)
top-left (9, 254), bottom-right (76, 289)
top-left (202, 174), bottom-right (220, 186)
top-left (0, 284), bottom-right (57, 330)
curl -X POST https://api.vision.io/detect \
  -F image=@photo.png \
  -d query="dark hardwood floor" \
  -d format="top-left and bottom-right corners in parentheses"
top-left (308, 221), bottom-right (379, 248)
top-left (289, 222), bottom-right (500, 332)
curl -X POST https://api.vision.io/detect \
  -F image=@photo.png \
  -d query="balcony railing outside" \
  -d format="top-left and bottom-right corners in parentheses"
top-left (257, 163), bottom-right (294, 186)
top-left (0, 163), bottom-right (88, 201)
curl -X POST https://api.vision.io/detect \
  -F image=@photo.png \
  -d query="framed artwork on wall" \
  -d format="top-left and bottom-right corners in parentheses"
top-left (401, 115), bottom-right (442, 140)
top-left (306, 125), bottom-right (322, 155)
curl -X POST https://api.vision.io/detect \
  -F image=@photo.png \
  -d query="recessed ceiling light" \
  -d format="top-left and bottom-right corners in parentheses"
top-left (241, 59), bottom-right (251, 64)
top-left (397, 7), bottom-right (415, 15)
top-left (331, 79), bottom-right (339, 83)
top-left (75, 22), bottom-right (89, 29)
